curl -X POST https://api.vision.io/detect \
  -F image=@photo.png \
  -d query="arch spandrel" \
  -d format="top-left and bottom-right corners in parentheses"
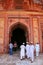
top-left (9, 22), bottom-right (28, 34)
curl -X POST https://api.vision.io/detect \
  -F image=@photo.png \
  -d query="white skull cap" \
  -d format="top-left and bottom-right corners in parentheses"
top-left (26, 42), bottom-right (28, 43)
top-left (31, 42), bottom-right (33, 43)
top-left (23, 43), bottom-right (25, 44)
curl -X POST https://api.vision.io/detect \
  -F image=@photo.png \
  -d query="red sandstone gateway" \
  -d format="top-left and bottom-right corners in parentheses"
top-left (0, 0), bottom-right (43, 53)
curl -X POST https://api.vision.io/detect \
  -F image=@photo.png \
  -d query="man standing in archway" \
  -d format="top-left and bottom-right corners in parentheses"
top-left (26, 42), bottom-right (30, 58)
top-left (30, 42), bottom-right (35, 63)
top-left (35, 43), bottom-right (40, 57)
top-left (20, 43), bottom-right (25, 60)
top-left (9, 42), bottom-right (13, 55)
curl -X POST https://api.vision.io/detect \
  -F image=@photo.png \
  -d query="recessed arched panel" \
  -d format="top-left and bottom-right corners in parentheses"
top-left (9, 22), bottom-right (29, 43)
top-left (9, 22), bottom-right (29, 50)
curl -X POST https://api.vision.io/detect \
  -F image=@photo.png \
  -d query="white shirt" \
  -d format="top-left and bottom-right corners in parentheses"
top-left (20, 45), bottom-right (25, 56)
top-left (9, 43), bottom-right (13, 49)
top-left (30, 45), bottom-right (34, 53)
top-left (26, 44), bottom-right (30, 57)
top-left (26, 44), bottom-right (30, 50)
top-left (20, 45), bottom-right (25, 51)
top-left (35, 44), bottom-right (40, 52)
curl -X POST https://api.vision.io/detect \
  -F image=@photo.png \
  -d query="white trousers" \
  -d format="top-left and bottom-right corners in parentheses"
top-left (31, 54), bottom-right (34, 61)
top-left (20, 54), bottom-right (25, 59)
top-left (30, 52), bottom-right (34, 62)
top-left (20, 50), bottom-right (25, 59)
top-left (26, 52), bottom-right (30, 58)
top-left (36, 51), bottom-right (39, 56)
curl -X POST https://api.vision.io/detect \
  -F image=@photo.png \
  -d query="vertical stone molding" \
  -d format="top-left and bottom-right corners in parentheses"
top-left (33, 17), bottom-right (39, 44)
top-left (0, 18), bottom-right (4, 53)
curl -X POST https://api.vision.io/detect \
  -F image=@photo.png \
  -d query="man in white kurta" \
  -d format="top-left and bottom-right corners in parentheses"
top-left (30, 43), bottom-right (34, 62)
top-left (20, 43), bottom-right (25, 60)
top-left (35, 43), bottom-right (40, 56)
top-left (26, 42), bottom-right (30, 58)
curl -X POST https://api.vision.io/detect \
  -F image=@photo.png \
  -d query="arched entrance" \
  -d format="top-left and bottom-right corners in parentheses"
top-left (11, 27), bottom-right (26, 47)
top-left (9, 23), bottom-right (29, 51)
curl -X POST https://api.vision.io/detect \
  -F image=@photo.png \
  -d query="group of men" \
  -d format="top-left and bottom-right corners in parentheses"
top-left (9, 41), bottom-right (40, 63)
top-left (20, 42), bottom-right (40, 63)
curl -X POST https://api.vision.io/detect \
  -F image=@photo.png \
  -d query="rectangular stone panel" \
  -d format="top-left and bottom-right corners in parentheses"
top-left (33, 18), bottom-right (39, 43)
top-left (0, 18), bottom-right (4, 53)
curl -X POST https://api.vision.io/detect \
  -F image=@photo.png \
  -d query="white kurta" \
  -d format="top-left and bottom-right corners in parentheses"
top-left (30, 45), bottom-right (34, 61)
top-left (20, 45), bottom-right (25, 59)
top-left (26, 44), bottom-right (30, 58)
top-left (35, 44), bottom-right (40, 56)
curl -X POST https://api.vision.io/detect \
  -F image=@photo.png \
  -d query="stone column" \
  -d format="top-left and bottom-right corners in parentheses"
top-left (0, 18), bottom-right (4, 53)
top-left (33, 17), bottom-right (39, 44)
top-left (30, 17), bottom-right (33, 43)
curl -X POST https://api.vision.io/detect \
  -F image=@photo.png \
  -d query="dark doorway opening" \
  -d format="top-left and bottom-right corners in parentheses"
top-left (42, 31), bottom-right (43, 52)
top-left (11, 27), bottom-right (26, 50)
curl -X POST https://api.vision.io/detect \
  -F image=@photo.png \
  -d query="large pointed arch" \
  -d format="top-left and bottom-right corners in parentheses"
top-left (9, 22), bottom-right (29, 43)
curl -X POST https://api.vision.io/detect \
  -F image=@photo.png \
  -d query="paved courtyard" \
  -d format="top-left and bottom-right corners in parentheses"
top-left (0, 51), bottom-right (43, 65)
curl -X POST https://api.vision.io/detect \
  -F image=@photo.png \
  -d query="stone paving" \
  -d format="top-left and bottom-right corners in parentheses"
top-left (0, 51), bottom-right (43, 65)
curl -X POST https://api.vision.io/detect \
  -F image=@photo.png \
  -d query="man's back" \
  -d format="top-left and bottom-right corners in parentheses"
top-left (9, 43), bottom-right (13, 49)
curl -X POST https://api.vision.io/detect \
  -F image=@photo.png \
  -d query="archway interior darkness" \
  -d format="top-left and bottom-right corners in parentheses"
top-left (42, 31), bottom-right (43, 52)
top-left (11, 27), bottom-right (26, 50)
